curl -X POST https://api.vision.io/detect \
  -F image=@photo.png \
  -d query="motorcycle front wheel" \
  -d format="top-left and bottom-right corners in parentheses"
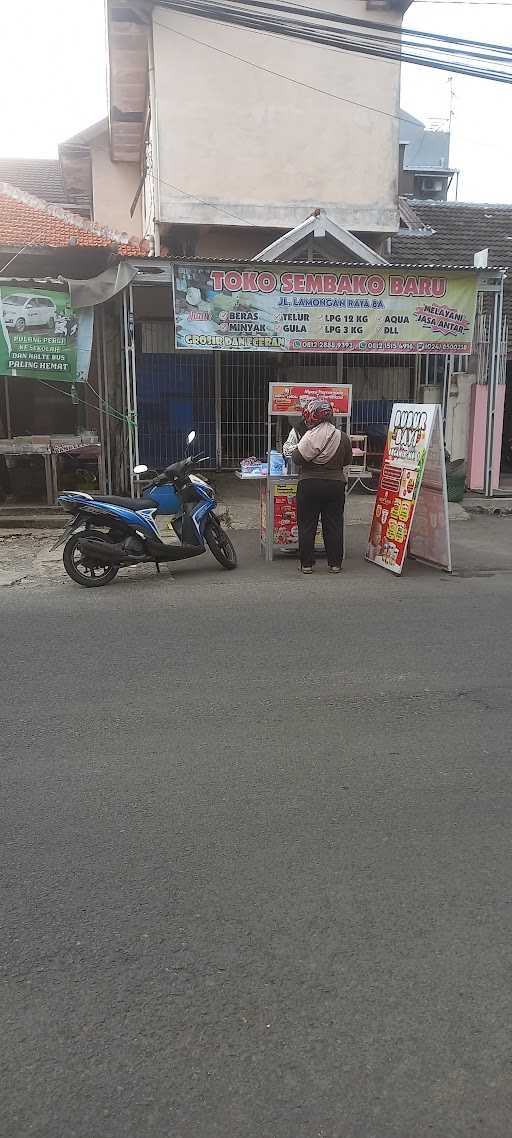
top-left (204, 519), bottom-right (237, 569)
top-left (63, 533), bottom-right (120, 587)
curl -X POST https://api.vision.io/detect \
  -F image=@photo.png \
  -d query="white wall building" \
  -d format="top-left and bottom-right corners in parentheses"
top-left (92, 0), bottom-right (413, 256)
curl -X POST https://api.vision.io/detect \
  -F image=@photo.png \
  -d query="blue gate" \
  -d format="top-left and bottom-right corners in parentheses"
top-left (136, 351), bottom-right (216, 470)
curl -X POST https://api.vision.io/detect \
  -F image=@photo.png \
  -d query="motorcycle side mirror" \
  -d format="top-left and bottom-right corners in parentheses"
top-left (187, 430), bottom-right (196, 445)
top-left (133, 464), bottom-right (148, 475)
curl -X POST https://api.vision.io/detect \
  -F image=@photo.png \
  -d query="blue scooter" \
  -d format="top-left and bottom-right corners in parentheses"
top-left (54, 432), bottom-right (237, 587)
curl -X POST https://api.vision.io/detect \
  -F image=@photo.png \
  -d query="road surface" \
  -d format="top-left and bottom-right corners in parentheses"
top-left (2, 520), bottom-right (512, 1137)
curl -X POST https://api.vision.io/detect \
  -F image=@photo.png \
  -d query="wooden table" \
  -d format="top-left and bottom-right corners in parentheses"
top-left (0, 440), bottom-right (54, 505)
top-left (0, 438), bottom-right (103, 505)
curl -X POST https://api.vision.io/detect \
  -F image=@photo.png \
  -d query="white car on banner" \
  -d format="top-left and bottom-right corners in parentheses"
top-left (2, 293), bottom-right (57, 332)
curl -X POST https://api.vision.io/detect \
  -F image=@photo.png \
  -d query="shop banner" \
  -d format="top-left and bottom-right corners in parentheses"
top-left (270, 383), bottom-right (351, 415)
top-left (0, 283), bottom-right (90, 382)
top-left (173, 264), bottom-right (478, 355)
top-left (366, 403), bottom-right (451, 574)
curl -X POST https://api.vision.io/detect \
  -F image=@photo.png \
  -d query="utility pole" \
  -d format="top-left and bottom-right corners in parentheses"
top-left (448, 76), bottom-right (458, 200)
top-left (448, 76), bottom-right (455, 134)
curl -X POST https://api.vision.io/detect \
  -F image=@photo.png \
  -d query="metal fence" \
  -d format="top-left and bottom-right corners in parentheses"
top-left (135, 322), bottom-right (473, 470)
top-left (136, 322), bottom-right (216, 469)
top-left (219, 352), bottom-right (275, 466)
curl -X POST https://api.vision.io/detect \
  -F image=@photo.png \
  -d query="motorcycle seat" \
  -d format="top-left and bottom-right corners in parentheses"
top-left (94, 495), bottom-right (156, 511)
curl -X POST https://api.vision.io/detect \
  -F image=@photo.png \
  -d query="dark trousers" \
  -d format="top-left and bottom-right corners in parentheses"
top-left (296, 479), bottom-right (345, 568)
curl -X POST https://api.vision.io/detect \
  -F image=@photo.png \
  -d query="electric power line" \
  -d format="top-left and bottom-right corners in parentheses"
top-left (28, 375), bottom-right (134, 427)
top-left (159, 0), bottom-right (512, 55)
top-left (0, 245), bottom-right (35, 274)
top-left (156, 0), bottom-right (512, 82)
top-left (150, 17), bottom-right (411, 228)
top-left (155, 18), bottom-right (512, 144)
top-left (159, 5), bottom-right (512, 81)
top-left (152, 172), bottom-right (258, 227)
top-left (415, 2), bottom-right (512, 6)
top-left (150, 18), bottom-right (510, 204)
top-left (153, 18), bottom-right (425, 125)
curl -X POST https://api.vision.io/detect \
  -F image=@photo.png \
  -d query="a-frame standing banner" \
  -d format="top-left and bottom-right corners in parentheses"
top-left (366, 403), bottom-right (451, 575)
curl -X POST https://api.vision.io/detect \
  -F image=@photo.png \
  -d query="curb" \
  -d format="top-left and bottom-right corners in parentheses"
top-left (464, 501), bottom-right (512, 518)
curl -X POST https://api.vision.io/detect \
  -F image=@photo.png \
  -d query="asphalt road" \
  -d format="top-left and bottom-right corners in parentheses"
top-left (2, 519), bottom-right (512, 1138)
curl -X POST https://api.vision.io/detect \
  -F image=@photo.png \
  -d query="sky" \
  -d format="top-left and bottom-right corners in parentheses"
top-left (0, 0), bottom-right (512, 203)
top-left (0, 0), bottom-right (107, 152)
top-left (401, 1), bottom-right (512, 201)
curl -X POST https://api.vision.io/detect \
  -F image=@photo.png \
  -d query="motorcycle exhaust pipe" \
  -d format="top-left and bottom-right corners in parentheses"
top-left (78, 537), bottom-right (147, 565)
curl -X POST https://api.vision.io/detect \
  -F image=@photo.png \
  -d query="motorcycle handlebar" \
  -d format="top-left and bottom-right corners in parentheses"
top-left (163, 454), bottom-right (211, 477)
top-left (146, 454), bottom-right (210, 486)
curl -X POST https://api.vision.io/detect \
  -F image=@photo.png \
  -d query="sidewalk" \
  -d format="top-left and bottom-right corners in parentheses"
top-left (212, 473), bottom-right (470, 531)
top-left (0, 480), bottom-right (471, 590)
top-left (0, 531), bottom-right (65, 589)
top-left (464, 494), bottom-right (512, 517)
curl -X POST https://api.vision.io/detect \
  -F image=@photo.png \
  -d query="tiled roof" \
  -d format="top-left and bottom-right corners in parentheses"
top-left (171, 256), bottom-right (480, 270)
top-left (0, 159), bottom-right (88, 209)
top-left (0, 182), bottom-right (145, 256)
top-left (392, 201), bottom-right (512, 269)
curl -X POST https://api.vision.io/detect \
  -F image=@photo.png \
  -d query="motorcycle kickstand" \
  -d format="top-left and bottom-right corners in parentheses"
top-left (155, 561), bottom-right (161, 574)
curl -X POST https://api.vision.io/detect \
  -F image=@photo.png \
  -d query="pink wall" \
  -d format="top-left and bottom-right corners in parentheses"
top-left (493, 385), bottom-right (506, 488)
top-left (467, 383), bottom-right (505, 491)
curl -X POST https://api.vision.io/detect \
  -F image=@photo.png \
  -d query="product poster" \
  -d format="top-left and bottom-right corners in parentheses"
top-left (273, 482), bottom-right (299, 546)
top-left (173, 264), bottom-right (478, 354)
top-left (0, 283), bottom-right (86, 381)
top-left (366, 403), bottom-right (451, 574)
top-left (271, 480), bottom-right (322, 549)
top-left (270, 383), bottom-right (351, 416)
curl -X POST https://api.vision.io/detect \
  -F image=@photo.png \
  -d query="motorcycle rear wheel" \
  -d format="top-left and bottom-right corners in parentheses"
top-left (63, 532), bottom-right (120, 587)
top-left (204, 519), bottom-right (237, 569)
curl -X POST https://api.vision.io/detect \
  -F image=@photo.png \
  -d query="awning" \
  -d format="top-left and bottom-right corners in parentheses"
top-left (66, 261), bottom-right (139, 307)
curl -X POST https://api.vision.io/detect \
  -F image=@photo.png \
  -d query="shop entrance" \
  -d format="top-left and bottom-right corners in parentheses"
top-left (131, 265), bottom-right (505, 495)
top-left (135, 324), bottom-right (418, 472)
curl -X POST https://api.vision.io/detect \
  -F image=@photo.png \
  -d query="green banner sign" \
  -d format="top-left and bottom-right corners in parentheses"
top-left (173, 264), bottom-right (478, 355)
top-left (0, 283), bottom-right (81, 381)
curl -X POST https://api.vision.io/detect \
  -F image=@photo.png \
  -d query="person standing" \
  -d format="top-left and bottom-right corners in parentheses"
top-left (290, 399), bottom-right (352, 574)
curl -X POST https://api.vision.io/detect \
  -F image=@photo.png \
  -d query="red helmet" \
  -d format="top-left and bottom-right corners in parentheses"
top-left (302, 398), bottom-right (334, 428)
